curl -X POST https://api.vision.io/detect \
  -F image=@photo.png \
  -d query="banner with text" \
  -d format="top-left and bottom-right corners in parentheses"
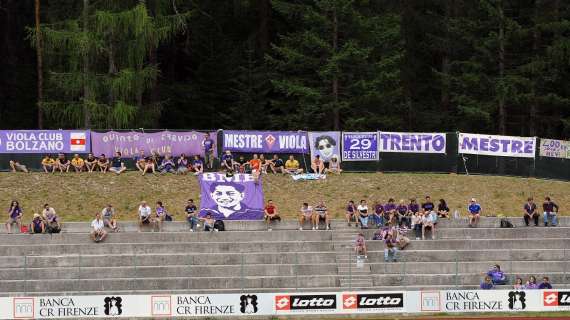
top-left (198, 173), bottom-right (265, 220)
top-left (308, 131), bottom-right (341, 162)
top-left (378, 132), bottom-right (446, 154)
top-left (540, 138), bottom-right (570, 159)
top-left (0, 130), bottom-right (90, 154)
top-left (91, 131), bottom-right (214, 158)
top-left (222, 130), bottom-right (308, 153)
top-left (458, 133), bottom-right (536, 158)
top-left (419, 290), bottom-right (543, 313)
top-left (342, 132), bottom-right (379, 161)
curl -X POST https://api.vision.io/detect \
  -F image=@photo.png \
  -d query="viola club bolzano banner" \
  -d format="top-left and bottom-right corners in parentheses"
top-left (0, 130), bottom-right (90, 153)
top-left (378, 132), bottom-right (446, 154)
top-left (91, 131), bottom-right (214, 158)
top-left (223, 130), bottom-right (308, 153)
top-left (308, 131), bottom-right (341, 162)
top-left (0, 290), bottom-right (561, 318)
top-left (198, 173), bottom-right (264, 220)
top-left (458, 133), bottom-right (536, 158)
top-left (342, 132), bottom-right (379, 161)
top-left (540, 138), bottom-right (570, 159)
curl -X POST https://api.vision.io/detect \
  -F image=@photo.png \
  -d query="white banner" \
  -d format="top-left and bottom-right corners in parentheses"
top-left (0, 290), bottom-right (563, 319)
top-left (458, 133), bottom-right (536, 158)
top-left (540, 138), bottom-right (570, 159)
top-left (378, 132), bottom-right (446, 154)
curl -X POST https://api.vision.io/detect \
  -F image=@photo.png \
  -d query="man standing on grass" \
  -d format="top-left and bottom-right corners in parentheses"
top-left (202, 133), bottom-right (215, 170)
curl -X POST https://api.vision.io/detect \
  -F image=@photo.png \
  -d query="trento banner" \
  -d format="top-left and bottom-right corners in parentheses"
top-left (198, 173), bottom-right (264, 220)
top-left (0, 130), bottom-right (90, 154)
top-left (308, 131), bottom-right (341, 162)
top-left (91, 131), bottom-right (214, 158)
top-left (222, 130), bottom-right (309, 153)
top-left (378, 132), bottom-right (446, 154)
top-left (0, 290), bottom-right (559, 318)
top-left (540, 138), bottom-right (570, 159)
top-left (342, 132), bottom-right (379, 161)
top-left (458, 133), bottom-right (536, 158)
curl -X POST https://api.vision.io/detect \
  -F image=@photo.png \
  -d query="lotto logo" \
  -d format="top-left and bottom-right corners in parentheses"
top-left (275, 296), bottom-right (290, 310)
top-left (275, 294), bottom-right (336, 311)
top-left (544, 292), bottom-right (558, 306)
top-left (13, 298), bottom-right (34, 319)
top-left (342, 294), bottom-right (357, 309)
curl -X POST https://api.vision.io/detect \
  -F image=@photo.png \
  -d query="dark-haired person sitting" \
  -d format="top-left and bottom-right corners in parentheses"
top-left (177, 154), bottom-right (190, 175)
top-left (109, 152), bottom-right (127, 175)
top-left (480, 276), bottom-right (494, 290)
top-left (311, 155), bottom-right (325, 174)
top-left (325, 156), bottom-right (342, 174)
top-left (314, 201), bottom-right (330, 230)
top-left (84, 153), bottom-right (97, 173)
top-left (468, 198), bottom-right (482, 227)
top-left (264, 200), bottom-right (281, 231)
top-left (97, 154), bottom-right (109, 173)
top-left (268, 154), bottom-right (285, 174)
top-left (543, 196), bottom-right (559, 227)
top-left (9, 160), bottom-right (29, 173)
top-left (42, 204), bottom-right (60, 233)
top-left (134, 150), bottom-right (146, 173)
top-left (71, 154), bottom-right (85, 173)
top-left (486, 264), bottom-right (507, 285)
top-left (90, 212), bottom-right (107, 243)
top-left (5, 200), bottom-right (23, 234)
top-left (101, 204), bottom-right (119, 232)
top-left (538, 276), bottom-right (552, 289)
top-left (437, 199), bottom-right (450, 219)
top-left (158, 154), bottom-right (176, 174)
top-left (142, 156), bottom-right (156, 176)
top-left (523, 197), bottom-right (539, 226)
top-left (201, 213), bottom-right (216, 232)
top-left (137, 201), bottom-right (151, 232)
top-left (30, 213), bottom-right (45, 234)
top-left (54, 153), bottom-right (70, 173)
top-left (41, 155), bottom-right (55, 173)
top-left (299, 202), bottom-right (314, 230)
top-left (185, 199), bottom-right (199, 231)
top-left (221, 150), bottom-right (235, 172)
top-left (190, 155), bottom-right (204, 175)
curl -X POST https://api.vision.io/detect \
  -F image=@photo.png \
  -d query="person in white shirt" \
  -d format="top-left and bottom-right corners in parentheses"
top-left (90, 212), bottom-right (107, 242)
top-left (138, 201), bottom-right (151, 232)
top-left (357, 200), bottom-right (369, 229)
top-left (422, 211), bottom-right (437, 240)
top-left (299, 202), bottom-right (314, 230)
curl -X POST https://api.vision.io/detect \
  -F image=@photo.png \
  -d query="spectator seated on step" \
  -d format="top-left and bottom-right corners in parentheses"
top-left (284, 155), bottom-right (303, 175)
top-left (480, 276), bottom-right (494, 290)
top-left (30, 213), bottom-right (45, 234)
top-left (5, 200), bottom-right (23, 234)
top-left (299, 202), bottom-right (314, 231)
top-left (392, 223), bottom-right (410, 250)
top-left (396, 199), bottom-right (410, 228)
top-left (421, 211), bottom-right (437, 240)
top-left (437, 198), bottom-right (450, 219)
top-left (185, 199), bottom-right (199, 232)
top-left (90, 212), bottom-right (107, 243)
top-left (264, 200), bottom-right (281, 231)
top-left (468, 198), bottom-right (482, 227)
top-left (543, 196), bottom-right (559, 227)
top-left (421, 196), bottom-right (435, 215)
top-left (372, 201), bottom-right (385, 228)
top-left (101, 204), bottom-right (119, 232)
top-left (71, 154), bottom-right (85, 173)
top-left (538, 276), bottom-right (552, 289)
top-left (354, 232), bottom-right (367, 258)
top-left (344, 200), bottom-right (357, 227)
top-left (137, 201), bottom-right (151, 232)
top-left (383, 233), bottom-right (398, 262)
top-left (523, 197), bottom-right (539, 226)
top-left (201, 213), bottom-right (216, 232)
top-left (313, 201), bottom-right (331, 230)
top-left (109, 152), bottom-right (127, 175)
top-left (159, 153), bottom-right (176, 174)
top-left (42, 204), bottom-right (61, 233)
top-left (411, 211), bottom-right (422, 240)
top-left (154, 201), bottom-right (172, 232)
top-left (384, 198), bottom-right (397, 223)
top-left (513, 277), bottom-right (524, 290)
top-left (357, 200), bottom-right (370, 229)
top-left (525, 275), bottom-right (539, 289)
top-left (84, 153), bottom-right (98, 173)
top-left (486, 264), bottom-right (507, 285)
top-left (9, 160), bottom-right (29, 173)
top-left (41, 154), bottom-right (56, 173)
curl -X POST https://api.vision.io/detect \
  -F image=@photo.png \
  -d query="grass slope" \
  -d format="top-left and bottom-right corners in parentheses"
top-left (0, 172), bottom-right (568, 222)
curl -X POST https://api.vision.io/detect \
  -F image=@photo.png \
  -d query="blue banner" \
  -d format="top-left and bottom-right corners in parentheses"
top-left (342, 132), bottom-right (379, 161)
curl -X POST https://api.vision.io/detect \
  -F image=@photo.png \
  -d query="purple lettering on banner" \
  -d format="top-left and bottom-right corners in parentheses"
top-left (223, 130), bottom-right (308, 153)
top-left (458, 133), bottom-right (536, 158)
top-left (540, 138), bottom-right (570, 159)
top-left (342, 132), bottom-right (379, 161)
top-left (91, 131), bottom-right (213, 158)
top-left (198, 173), bottom-right (264, 220)
top-left (0, 130), bottom-right (90, 154)
top-left (378, 132), bottom-right (446, 154)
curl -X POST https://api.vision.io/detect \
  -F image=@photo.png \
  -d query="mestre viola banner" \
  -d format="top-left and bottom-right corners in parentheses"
top-left (378, 132), bottom-right (446, 154)
top-left (222, 130), bottom-right (309, 153)
top-left (458, 133), bottom-right (536, 158)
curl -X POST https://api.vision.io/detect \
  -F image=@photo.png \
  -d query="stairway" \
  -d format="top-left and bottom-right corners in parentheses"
top-left (332, 229), bottom-right (374, 289)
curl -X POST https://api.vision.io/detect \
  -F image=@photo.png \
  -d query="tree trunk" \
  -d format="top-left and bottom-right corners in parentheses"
top-left (34, 0), bottom-right (43, 129)
top-left (257, 0), bottom-right (270, 55)
top-left (497, 0), bottom-right (506, 135)
top-left (440, 0), bottom-right (452, 112)
top-left (529, 0), bottom-right (539, 136)
top-left (82, 0), bottom-right (91, 128)
top-left (332, 6), bottom-right (340, 130)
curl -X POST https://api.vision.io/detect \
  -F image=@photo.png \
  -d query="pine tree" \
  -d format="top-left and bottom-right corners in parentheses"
top-left (28, 0), bottom-right (191, 128)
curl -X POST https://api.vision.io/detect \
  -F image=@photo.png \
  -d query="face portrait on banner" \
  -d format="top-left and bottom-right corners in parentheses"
top-left (199, 173), bottom-right (264, 220)
top-left (309, 132), bottom-right (341, 162)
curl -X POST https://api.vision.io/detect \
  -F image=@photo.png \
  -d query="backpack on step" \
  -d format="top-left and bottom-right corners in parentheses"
top-left (500, 218), bottom-right (514, 228)
top-left (214, 220), bottom-right (225, 231)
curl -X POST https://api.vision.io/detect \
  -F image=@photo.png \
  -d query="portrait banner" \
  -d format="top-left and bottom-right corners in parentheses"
top-left (342, 132), bottom-right (379, 161)
top-left (0, 130), bottom-right (90, 154)
top-left (458, 133), bottom-right (536, 158)
top-left (378, 132), bottom-right (446, 154)
top-left (91, 131), bottom-right (216, 158)
top-left (199, 173), bottom-right (265, 220)
top-left (540, 138), bottom-right (570, 159)
top-left (222, 130), bottom-right (309, 153)
top-left (308, 131), bottom-right (341, 162)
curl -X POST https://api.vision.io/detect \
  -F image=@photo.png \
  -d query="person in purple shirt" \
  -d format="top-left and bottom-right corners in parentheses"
top-left (396, 200), bottom-right (410, 228)
top-left (468, 198), bottom-right (482, 228)
top-left (221, 151), bottom-right (235, 172)
top-left (191, 155), bottom-right (204, 175)
top-left (523, 197), bottom-right (539, 226)
top-left (538, 276), bottom-right (552, 289)
top-left (480, 276), bottom-right (494, 290)
top-left (202, 133), bottom-right (215, 170)
top-left (5, 200), bottom-right (23, 234)
top-left (543, 196), bottom-right (559, 227)
top-left (421, 196), bottom-right (435, 213)
top-left (486, 264), bottom-right (507, 285)
top-left (409, 198), bottom-right (420, 212)
top-left (153, 201), bottom-right (168, 232)
top-left (345, 200), bottom-right (356, 227)
top-left (525, 275), bottom-right (539, 289)
top-left (159, 154), bottom-right (176, 174)
top-left (384, 198), bottom-right (397, 224)
top-left (369, 201), bottom-right (383, 227)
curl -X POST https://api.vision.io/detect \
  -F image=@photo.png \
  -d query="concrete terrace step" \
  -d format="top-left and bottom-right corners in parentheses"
top-left (2, 217), bottom-right (568, 234)
top-left (370, 272), bottom-right (567, 286)
top-left (369, 261), bottom-right (570, 274)
top-left (364, 249), bottom-right (570, 262)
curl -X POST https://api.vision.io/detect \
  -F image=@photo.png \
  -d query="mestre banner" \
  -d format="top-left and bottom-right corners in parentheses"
top-left (0, 290), bottom-right (558, 319)
top-left (458, 133), bottom-right (536, 158)
top-left (378, 132), bottom-right (446, 154)
top-left (222, 130), bottom-right (309, 153)
top-left (0, 130), bottom-right (90, 154)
